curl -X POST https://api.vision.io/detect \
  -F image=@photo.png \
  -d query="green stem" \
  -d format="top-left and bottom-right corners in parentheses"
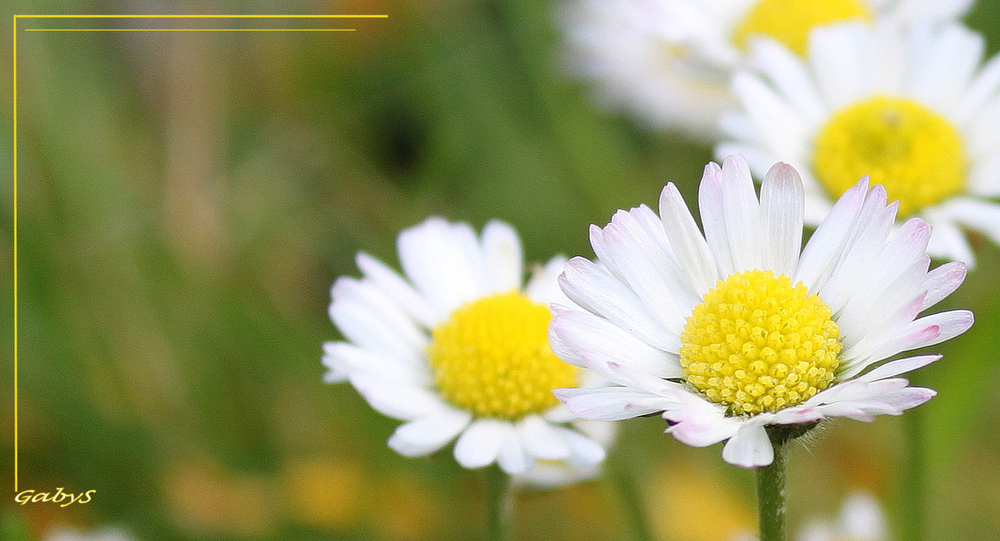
top-left (756, 429), bottom-right (791, 541)
top-left (607, 453), bottom-right (656, 541)
top-left (485, 466), bottom-right (514, 541)
top-left (900, 404), bottom-right (926, 541)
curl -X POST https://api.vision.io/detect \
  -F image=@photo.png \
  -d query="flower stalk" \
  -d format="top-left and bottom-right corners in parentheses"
top-left (756, 427), bottom-right (794, 541)
top-left (485, 466), bottom-right (514, 541)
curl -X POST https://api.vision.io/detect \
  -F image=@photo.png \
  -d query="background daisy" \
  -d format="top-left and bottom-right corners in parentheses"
top-left (719, 21), bottom-right (1000, 265)
top-left (553, 156), bottom-right (973, 468)
top-left (730, 491), bottom-right (888, 541)
top-left (324, 217), bottom-right (608, 475)
top-left (560, 0), bottom-right (972, 138)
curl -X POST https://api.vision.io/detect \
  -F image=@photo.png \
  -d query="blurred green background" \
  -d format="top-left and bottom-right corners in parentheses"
top-left (4, 0), bottom-right (1000, 539)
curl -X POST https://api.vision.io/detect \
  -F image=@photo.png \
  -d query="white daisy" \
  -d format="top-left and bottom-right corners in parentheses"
top-left (719, 21), bottom-right (1000, 266)
top-left (323, 217), bottom-right (608, 475)
top-left (552, 155), bottom-right (973, 468)
top-left (560, 0), bottom-right (972, 138)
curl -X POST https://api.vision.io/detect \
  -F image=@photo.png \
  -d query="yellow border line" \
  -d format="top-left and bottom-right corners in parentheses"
top-left (17, 14), bottom-right (387, 18)
top-left (25, 29), bottom-right (358, 32)
top-left (12, 14), bottom-right (18, 495)
top-left (12, 12), bottom-right (386, 495)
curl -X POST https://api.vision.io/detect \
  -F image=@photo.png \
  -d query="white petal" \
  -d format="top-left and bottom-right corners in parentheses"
top-left (553, 425), bottom-right (608, 468)
top-left (910, 25), bottom-right (984, 114)
top-left (759, 162), bottom-right (804, 277)
top-left (329, 277), bottom-right (427, 364)
top-left (924, 217), bottom-right (976, 267)
top-left (732, 73), bottom-right (811, 160)
top-left (719, 154), bottom-right (763, 272)
top-left (481, 220), bottom-right (524, 293)
top-left (750, 38), bottom-right (828, 125)
top-left (662, 396), bottom-right (740, 447)
top-left (357, 252), bottom-right (437, 328)
top-left (350, 373), bottom-right (449, 421)
top-left (322, 341), bottom-right (429, 385)
top-left (518, 415), bottom-right (571, 460)
top-left (548, 316), bottom-right (586, 369)
top-left (698, 161), bottom-right (735, 276)
top-left (919, 261), bottom-right (966, 311)
top-left (870, 309), bottom-right (974, 360)
top-left (397, 218), bottom-right (486, 317)
top-left (549, 304), bottom-right (682, 380)
top-left (597, 208), bottom-right (698, 334)
top-left (554, 386), bottom-right (676, 421)
top-left (558, 257), bottom-right (678, 351)
top-left (815, 187), bottom-right (895, 314)
top-left (659, 182), bottom-right (719, 292)
top-left (453, 419), bottom-right (506, 469)
top-left (526, 256), bottom-right (569, 305)
top-left (857, 354), bottom-right (942, 383)
top-left (936, 198), bottom-right (1000, 246)
top-left (498, 424), bottom-right (534, 474)
top-left (954, 48), bottom-right (1000, 125)
top-left (839, 258), bottom-right (930, 373)
top-left (810, 23), bottom-right (872, 110)
top-left (388, 410), bottom-right (472, 457)
top-left (721, 424), bottom-right (773, 469)
top-left (796, 178), bottom-right (867, 292)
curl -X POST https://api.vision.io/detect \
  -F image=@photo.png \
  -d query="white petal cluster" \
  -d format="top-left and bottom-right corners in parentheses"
top-left (719, 21), bottom-right (1000, 266)
top-left (559, 0), bottom-right (972, 137)
top-left (324, 218), bottom-right (609, 476)
top-left (552, 155), bottom-right (973, 468)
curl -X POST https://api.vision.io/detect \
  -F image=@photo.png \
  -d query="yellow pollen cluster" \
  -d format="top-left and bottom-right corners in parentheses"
top-left (680, 270), bottom-right (841, 416)
top-left (813, 96), bottom-right (967, 217)
top-left (427, 292), bottom-right (578, 420)
top-left (733, 0), bottom-right (871, 55)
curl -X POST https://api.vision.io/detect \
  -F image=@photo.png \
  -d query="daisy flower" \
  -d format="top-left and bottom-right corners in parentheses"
top-left (552, 155), bottom-right (973, 468)
top-left (323, 217), bottom-right (608, 475)
top-left (560, 0), bottom-right (972, 138)
top-left (719, 21), bottom-right (1000, 266)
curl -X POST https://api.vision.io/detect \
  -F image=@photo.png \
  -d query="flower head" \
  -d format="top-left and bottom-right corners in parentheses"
top-left (324, 218), bottom-right (608, 475)
top-left (560, 0), bottom-right (971, 138)
top-left (552, 155), bottom-right (972, 468)
top-left (719, 21), bottom-right (1000, 266)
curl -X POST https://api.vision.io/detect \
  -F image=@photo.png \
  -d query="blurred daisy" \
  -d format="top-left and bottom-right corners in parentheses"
top-left (324, 217), bottom-right (608, 475)
top-left (798, 492), bottom-right (888, 541)
top-left (719, 22), bottom-right (1000, 266)
top-left (552, 155), bottom-right (972, 468)
top-left (45, 527), bottom-right (136, 541)
top-left (560, 0), bottom-right (971, 138)
top-left (731, 491), bottom-right (888, 541)
top-left (559, 0), bottom-right (735, 139)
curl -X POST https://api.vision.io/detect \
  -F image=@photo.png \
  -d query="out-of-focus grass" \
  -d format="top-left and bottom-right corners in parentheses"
top-left (4, 0), bottom-right (1000, 540)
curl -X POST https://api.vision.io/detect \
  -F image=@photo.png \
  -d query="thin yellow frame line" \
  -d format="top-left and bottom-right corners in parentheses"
top-left (17, 14), bottom-right (387, 18)
top-left (25, 28), bottom-right (357, 32)
top-left (12, 14), bottom-right (19, 494)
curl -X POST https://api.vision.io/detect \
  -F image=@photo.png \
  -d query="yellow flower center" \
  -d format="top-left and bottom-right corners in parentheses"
top-left (427, 292), bottom-right (578, 420)
top-left (733, 0), bottom-right (871, 55)
top-left (680, 270), bottom-right (841, 416)
top-left (812, 96), bottom-right (967, 217)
